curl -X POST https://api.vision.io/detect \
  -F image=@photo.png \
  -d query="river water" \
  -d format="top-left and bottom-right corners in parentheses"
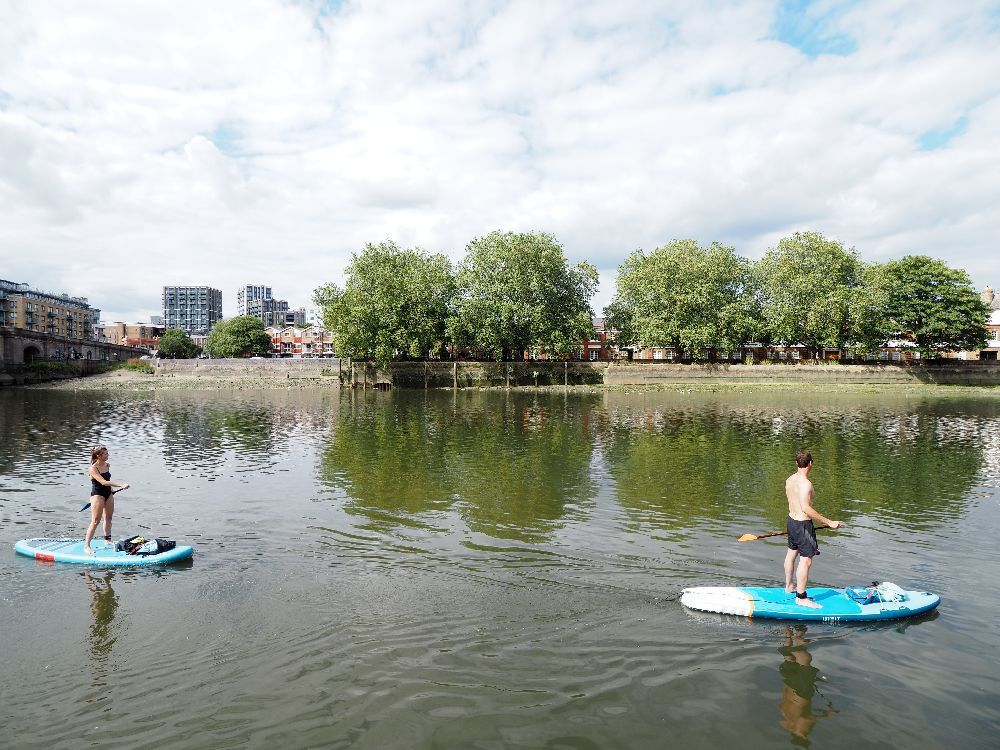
top-left (1, 386), bottom-right (998, 749)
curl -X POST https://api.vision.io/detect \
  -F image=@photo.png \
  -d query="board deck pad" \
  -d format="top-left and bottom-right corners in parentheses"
top-left (680, 583), bottom-right (939, 622)
top-left (14, 537), bottom-right (193, 566)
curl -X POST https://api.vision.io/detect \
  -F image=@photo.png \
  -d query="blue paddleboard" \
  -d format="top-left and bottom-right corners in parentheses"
top-left (14, 537), bottom-right (193, 566)
top-left (680, 582), bottom-right (939, 622)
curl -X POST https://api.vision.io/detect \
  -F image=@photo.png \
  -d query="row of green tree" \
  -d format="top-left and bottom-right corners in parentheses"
top-left (311, 229), bottom-right (990, 365)
top-left (156, 317), bottom-right (271, 359)
top-left (607, 232), bottom-right (989, 359)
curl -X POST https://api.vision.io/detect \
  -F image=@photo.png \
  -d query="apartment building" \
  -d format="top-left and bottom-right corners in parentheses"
top-left (1, 278), bottom-right (99, 341)
top-left (103, 322), bottom-right (165, 350)
top-left (162, 286), bottom-right (222, 336)
top-left (263, 307), bottom-right (306, 328)
top-left (266, 325), bottom-right (335, 357)
top-left (237, 284), bottom-right (271, 316)
top-left (237, 283), bottom-right (296, 325)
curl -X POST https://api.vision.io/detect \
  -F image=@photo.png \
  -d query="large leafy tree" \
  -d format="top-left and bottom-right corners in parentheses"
top-left (313, 241), bottom-right (456, 366)
top-left (756, 231), bottom-right (870, 357)
top-left (846, 262), bottom-right (895, 359)
top-left (204, 315), bottom-right (272, 358)
top-left (881, 255), bottom-right (990, 355)
top-left (448, 230), bottom-right (598, 361)
top-left (604, 239), bottom-right (759, 357)
top-left (157, 328), bottom-right (201, 359)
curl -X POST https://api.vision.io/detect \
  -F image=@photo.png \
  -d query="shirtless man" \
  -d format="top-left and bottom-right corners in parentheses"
top-left (784, 451), bottom-right (842, 608)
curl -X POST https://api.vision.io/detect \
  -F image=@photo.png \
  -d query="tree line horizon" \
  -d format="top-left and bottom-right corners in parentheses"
top-left (158, 229), bottom-right (991, 362)
top-left (309, 229), bottom-right (991, 367)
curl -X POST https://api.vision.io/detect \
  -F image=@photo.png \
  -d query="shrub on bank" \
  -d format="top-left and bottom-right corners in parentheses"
top-left (21, 361), bottom-right (86, 375)
top-left (118, 358), bottom-right (154, 374)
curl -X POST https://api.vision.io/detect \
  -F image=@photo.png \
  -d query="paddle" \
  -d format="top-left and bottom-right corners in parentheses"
top-left (79, 486), bottom-right (128, 512)
top-left (738, 525), bottom-right (831, 542)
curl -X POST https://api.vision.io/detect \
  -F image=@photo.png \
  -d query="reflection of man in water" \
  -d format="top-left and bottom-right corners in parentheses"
top-left (778, 626), bottom-right (837, 747)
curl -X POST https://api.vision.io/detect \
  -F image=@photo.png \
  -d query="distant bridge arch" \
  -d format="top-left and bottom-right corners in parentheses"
top-left (0, 328), bottom-right (145, 367)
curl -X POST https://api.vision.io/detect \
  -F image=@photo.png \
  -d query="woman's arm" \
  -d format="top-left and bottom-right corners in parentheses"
top-left (88, 465), bottom-right (128, 489)
top-left (88, 464), bottom-right (110, 485)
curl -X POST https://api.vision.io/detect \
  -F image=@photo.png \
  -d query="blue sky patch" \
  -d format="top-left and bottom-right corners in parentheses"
top-left (917, 115), bottom-right (969, 151)
top-left (771, 0), bottom-right (857, 57)
top-left (210, 123), bottom-right (242, 157)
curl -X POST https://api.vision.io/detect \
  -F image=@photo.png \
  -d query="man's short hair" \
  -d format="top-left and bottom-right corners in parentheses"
top-left (796, 450), bottom-right (813, 468)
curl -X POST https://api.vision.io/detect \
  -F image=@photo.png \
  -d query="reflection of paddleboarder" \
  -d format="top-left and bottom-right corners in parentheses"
top-left (778, 625), bottom-right (837, 747)
top-left (83, 570), bottom-right (119, 663)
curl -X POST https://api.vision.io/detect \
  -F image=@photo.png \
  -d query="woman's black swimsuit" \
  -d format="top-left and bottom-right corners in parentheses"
top-left (91, 470), bottom-right (113, 499)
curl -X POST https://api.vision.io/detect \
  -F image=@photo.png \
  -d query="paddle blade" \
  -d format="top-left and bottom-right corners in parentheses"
top-left (737, 533), bottom-right (759, 542)
top-left (79, 502), bottom-right (92, 512)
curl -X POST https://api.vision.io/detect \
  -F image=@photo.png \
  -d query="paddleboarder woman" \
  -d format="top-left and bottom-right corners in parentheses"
top-left (84, 445), bottom-right (129, 554)
top-left (784, 451), bottom-right (841, 608)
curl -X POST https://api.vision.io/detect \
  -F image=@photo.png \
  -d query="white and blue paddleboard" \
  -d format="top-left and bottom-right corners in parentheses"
top-left (680, 582), bottom-right (939, 622)
top-left (14, 538), bottom-right (193, 566)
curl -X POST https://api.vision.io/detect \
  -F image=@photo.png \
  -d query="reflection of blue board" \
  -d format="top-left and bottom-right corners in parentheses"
top-left (14, 538), bottom-right (193, 566)
top-left (680, 583), bottom-right (939, 622)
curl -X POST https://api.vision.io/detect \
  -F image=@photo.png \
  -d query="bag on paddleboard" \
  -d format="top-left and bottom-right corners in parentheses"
top-left (845, 581), bottom-right (908, 604)
top-left (116, 535), bottom-right (177, 556)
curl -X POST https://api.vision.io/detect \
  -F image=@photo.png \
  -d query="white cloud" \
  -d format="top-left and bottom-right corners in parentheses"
top-left (0, 0), bottom-right (998, 323)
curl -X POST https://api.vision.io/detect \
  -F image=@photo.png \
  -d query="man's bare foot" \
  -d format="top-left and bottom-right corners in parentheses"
top-left (796, 596), bottom-right (821, 609)
top-left (84, 547), bottom-right (94, 554)
top-left (785, 585), bottom-right (795, 594)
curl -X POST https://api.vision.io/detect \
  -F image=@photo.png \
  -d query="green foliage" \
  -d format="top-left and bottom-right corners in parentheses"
top-left (605, 239), bottom-right (758, 357)
top-left (756, 232), bottom-right (867, 356)
top-left (119, 358), bottom-right (154, 373)
top-left (314, 241), bottom-right (456, 367)
top-left (157, 328), bottom-right (201, 359)
top-left (448, 230), bottom-right (598, 361)
top-left (881, 255), bottom-right (990, 355)
top-left (21, 361), bottom-right (87, 375)
top-left (204, 316), bottom-right (272, 358)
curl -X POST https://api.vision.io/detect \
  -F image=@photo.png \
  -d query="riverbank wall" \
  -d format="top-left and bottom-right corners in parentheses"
top-left (0, 360), bottom-right (109, 387)
top-left (143, 359), bottom-right (1000, 387)
top-left (154, 358), bottom-right (343, 379)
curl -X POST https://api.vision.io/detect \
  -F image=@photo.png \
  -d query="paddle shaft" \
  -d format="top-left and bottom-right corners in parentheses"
top-left (738, 524), bottom-right (830, 542)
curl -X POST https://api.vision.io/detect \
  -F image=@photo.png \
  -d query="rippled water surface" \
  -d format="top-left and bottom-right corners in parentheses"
top-left (2, 386), bottom-right (999, 749)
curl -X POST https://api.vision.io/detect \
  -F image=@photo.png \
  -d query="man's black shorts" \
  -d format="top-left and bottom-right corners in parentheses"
top-left (787, 517), bottom-right (819, 557)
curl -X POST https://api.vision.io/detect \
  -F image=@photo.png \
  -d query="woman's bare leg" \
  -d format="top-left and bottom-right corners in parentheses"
top-left (84, 497), bottom-right (105, 553)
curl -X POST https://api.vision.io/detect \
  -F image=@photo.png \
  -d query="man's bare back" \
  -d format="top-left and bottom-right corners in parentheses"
top-left (786, 472), bottom-right (814, 521)
top-left (783, 451), bottom-right (842, 609)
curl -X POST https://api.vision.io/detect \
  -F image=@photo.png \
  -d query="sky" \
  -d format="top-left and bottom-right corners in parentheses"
top-left (1, 0), bottom-right (998, 323)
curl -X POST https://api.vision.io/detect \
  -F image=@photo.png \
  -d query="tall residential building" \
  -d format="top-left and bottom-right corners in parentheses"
top-left (239, 283), bottom-right (295, 324)
top-left (237, 284), bottom-right (272, 316)
top-left (1, 278), bottom-right (98, 341)
top-left (248, 296), bottom-right (289, 322)
top-left (162, 286), bottom-right (222, 335)
top-left (263, 306), bottom-right (305, 328)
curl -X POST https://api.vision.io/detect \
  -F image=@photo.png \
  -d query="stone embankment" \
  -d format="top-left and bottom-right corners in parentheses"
top-left (13, 358), bottom-right (1000, 389)
top-left (159, 358), bottom-right (1000, 387)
